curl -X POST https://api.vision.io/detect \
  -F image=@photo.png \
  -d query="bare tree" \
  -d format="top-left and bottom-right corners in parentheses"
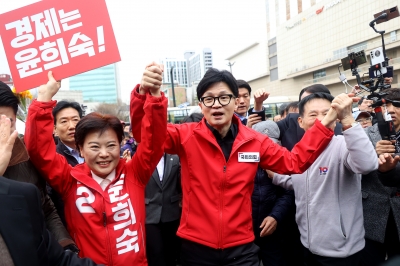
top-left (92, 99), bottom-right (129, 121)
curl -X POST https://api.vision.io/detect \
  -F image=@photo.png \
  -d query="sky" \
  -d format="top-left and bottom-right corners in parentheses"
top-left (0, 0), bottom-right (267, 103)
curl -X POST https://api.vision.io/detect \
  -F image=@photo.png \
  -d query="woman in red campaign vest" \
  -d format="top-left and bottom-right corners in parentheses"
top-left (25, 70), bottom-right (167, 266)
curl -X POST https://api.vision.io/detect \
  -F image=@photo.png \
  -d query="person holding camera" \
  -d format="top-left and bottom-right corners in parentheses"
top-left (360, 88), bottom-right (400, 265)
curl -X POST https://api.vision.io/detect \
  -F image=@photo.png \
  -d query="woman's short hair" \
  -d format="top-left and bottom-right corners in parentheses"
top-left (75, 112), bottom-right (123, 152)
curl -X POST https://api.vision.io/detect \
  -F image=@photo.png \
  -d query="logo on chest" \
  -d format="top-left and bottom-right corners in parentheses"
top-left (319, 167), bottom-right (329, 175)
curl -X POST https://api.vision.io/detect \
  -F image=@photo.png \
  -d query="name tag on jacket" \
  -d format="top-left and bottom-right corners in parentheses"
top-left (238, 152), bottom-right (260, 162)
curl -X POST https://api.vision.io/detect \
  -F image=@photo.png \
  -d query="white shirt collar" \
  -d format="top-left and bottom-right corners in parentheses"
top-left (92, 169), bottom-right (116, 187)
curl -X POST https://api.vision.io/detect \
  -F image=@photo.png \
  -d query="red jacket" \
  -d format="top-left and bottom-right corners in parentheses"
top-left (131, 86), bottom-right (333, 249)
top-left (25, 94), bottom-right (167, 266)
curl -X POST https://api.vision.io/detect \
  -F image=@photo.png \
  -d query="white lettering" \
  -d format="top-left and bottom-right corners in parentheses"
top-left (76, 186), bottom-right (95, 213)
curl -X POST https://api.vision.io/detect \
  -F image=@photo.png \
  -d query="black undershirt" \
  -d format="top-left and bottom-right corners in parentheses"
top-left (206, 121), bottom-right (238, 162)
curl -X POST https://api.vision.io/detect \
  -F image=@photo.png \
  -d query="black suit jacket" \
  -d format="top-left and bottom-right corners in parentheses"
top-left (145, 154), bottom-right (182, 224)
top-left (49, 141), bottom-right (80, 225)
top-left (0, 176), bottom-right (100, 266)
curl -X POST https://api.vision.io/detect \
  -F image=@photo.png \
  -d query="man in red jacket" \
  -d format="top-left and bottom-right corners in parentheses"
top-left (131, 63), bottom-right (357, 265)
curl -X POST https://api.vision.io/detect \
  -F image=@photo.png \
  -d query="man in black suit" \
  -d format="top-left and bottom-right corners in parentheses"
top-left (145, 153), bottom-right (182, 266)
top-left (0, 115), bottom-right (99, 266)
top-left (50, 101), bottom-right (84, 226)
top-left (234, 80), bottom-right (266, 127)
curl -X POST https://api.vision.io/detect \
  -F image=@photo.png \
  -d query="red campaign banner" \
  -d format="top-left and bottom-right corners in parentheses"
top-left (0, 0), bottom-right (121, 92)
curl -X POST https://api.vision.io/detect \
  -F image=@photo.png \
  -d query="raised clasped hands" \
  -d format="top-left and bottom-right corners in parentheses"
top-left (139, 62), bottom-right (164, 97)
top-left (321, 93), bottom-right (359, 129)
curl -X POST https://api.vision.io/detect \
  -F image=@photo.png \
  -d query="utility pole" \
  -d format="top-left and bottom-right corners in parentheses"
top-left (170, 65), bottom-right (177, 107)
top-left (227, 61), bottom-right (235, 74)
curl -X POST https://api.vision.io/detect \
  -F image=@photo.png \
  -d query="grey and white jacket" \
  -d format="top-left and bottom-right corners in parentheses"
top-left (272, 124), bottom-right (378, 258)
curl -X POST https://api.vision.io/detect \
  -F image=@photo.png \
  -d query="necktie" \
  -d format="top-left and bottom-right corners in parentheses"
top-left (242, 118), bottom-right (247, 126)
top-left (100, 179), bottom-right (111, 191)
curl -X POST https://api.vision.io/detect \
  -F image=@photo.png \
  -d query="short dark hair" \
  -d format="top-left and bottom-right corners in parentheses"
top-left (75, 112), bottom-right (123, 153)
top-left (0, 81), bottom-right (20, 115)
top-left (52, 101), bottom-right (83, 125)
top-left (384, 88), bottom-right (400, 101)
top-left (279, 103), bottom-right (288, 116)
top-left (197, 68), bottom-right (238, 100)
top-left (285, 101), bottom-right (299, 113)
top-left (298, 92), bottom-right (334, 117)
top-left (298, 84), bottom-right (331, 101)
top-left (236, 79), bottom-right (251, 94)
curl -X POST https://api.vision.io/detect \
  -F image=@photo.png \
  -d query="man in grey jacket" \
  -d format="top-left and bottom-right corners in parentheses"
top-left (267, 92), bottom-right (378, 265)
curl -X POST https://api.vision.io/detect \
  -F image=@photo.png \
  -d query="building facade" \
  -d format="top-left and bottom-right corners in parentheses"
top-left (227, 0), bottom-right (400, 98)
top-left (186, 48), bottom-right (213, 86)
top-left (161, 58), bottom-right (188, 87)
top-left (161, 82), bottom-right (187, 107)
top-left (69, 64), bottom-right (120, 103)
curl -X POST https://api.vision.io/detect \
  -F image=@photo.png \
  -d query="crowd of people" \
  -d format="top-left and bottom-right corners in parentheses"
top-left (0, 62), bottom-right (400, 266)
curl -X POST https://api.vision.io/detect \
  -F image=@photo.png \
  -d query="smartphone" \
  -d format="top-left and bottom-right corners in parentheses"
top-left (248, 109), bottom-right (266, 121)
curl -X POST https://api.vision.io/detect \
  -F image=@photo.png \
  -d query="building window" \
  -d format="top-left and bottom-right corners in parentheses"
top-left (390, 30), bottom-right (397, 42)
top-left (269, 56), bottom-right (278, 67)
top-left (333, 47), bottom-right (347, 60)
top-left (269, 43), bottom-right (277, 55)
top-left (270, 68), bottom-right (278, 81)
top-left (348, 42), bottom-right (367, 53)
top-left (313, 69), bottom-right (326, 80)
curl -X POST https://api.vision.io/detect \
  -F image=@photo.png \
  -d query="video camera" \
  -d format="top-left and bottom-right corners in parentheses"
top-left (338, 6), bottom-right (399, 142)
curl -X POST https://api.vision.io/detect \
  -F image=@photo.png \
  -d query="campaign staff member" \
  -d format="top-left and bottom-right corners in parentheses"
top-left (25, 71), bottom-right (167, 265)
top-left (130, 65), bottom-right (357, 265)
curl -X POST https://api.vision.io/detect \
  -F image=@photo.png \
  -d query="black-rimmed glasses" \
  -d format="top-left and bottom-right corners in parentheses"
top-left (200, 94), bottom-right (234, 107)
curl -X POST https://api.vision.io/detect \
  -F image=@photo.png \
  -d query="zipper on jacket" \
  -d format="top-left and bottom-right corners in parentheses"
top-left (103, 212), bottom-right (107, 227)
top-left (218, 165), bottom-right (227, 249)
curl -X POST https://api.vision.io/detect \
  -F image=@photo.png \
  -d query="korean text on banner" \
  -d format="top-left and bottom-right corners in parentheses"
top-left (0, 0), bottom-right (121, 92)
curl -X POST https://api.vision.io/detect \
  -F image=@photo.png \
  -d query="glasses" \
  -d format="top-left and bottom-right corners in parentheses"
top-left (200, 94), bottom-right (234, 107)
top-left (356, 117), bottom-right (372, 123)
top-left (385, 99), bottom-right (400, 108)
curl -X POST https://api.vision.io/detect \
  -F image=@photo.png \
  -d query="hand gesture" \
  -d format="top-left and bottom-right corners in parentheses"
top-left (0, 115), bottom-right (18, 176)
top-left (378, 153), bottom-right (400, 172)
top-left (351, 85), bottom-right (362, 95)
top-left (140, 62), bottom-right (164, 96)
top-left (331, 93), bottom-right (359, 121)
top-left (376, 140), bottom-right (395, 156)
top-left (260, 216), bottom-right (277, 237)
top-left (246, 114), bottom-right (262, 128)
top-left (122, 149), bottom-right (131, 162)
top-left (254, 88), bottom-right (269, 105)
top-left (37, 71), bottom-right (62, 102)
top-left (384, 77), bottom-right (393, 85)
top-left (320, 108), bottom-right (338, 130)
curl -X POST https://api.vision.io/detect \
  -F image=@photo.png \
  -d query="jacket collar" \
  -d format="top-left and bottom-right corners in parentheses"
top-left (70, 159), bottom-right (127, 195)
top-left (193, 115), bottom-right (257, 152)
top-left (8, 137), bottom-right (29, 167)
